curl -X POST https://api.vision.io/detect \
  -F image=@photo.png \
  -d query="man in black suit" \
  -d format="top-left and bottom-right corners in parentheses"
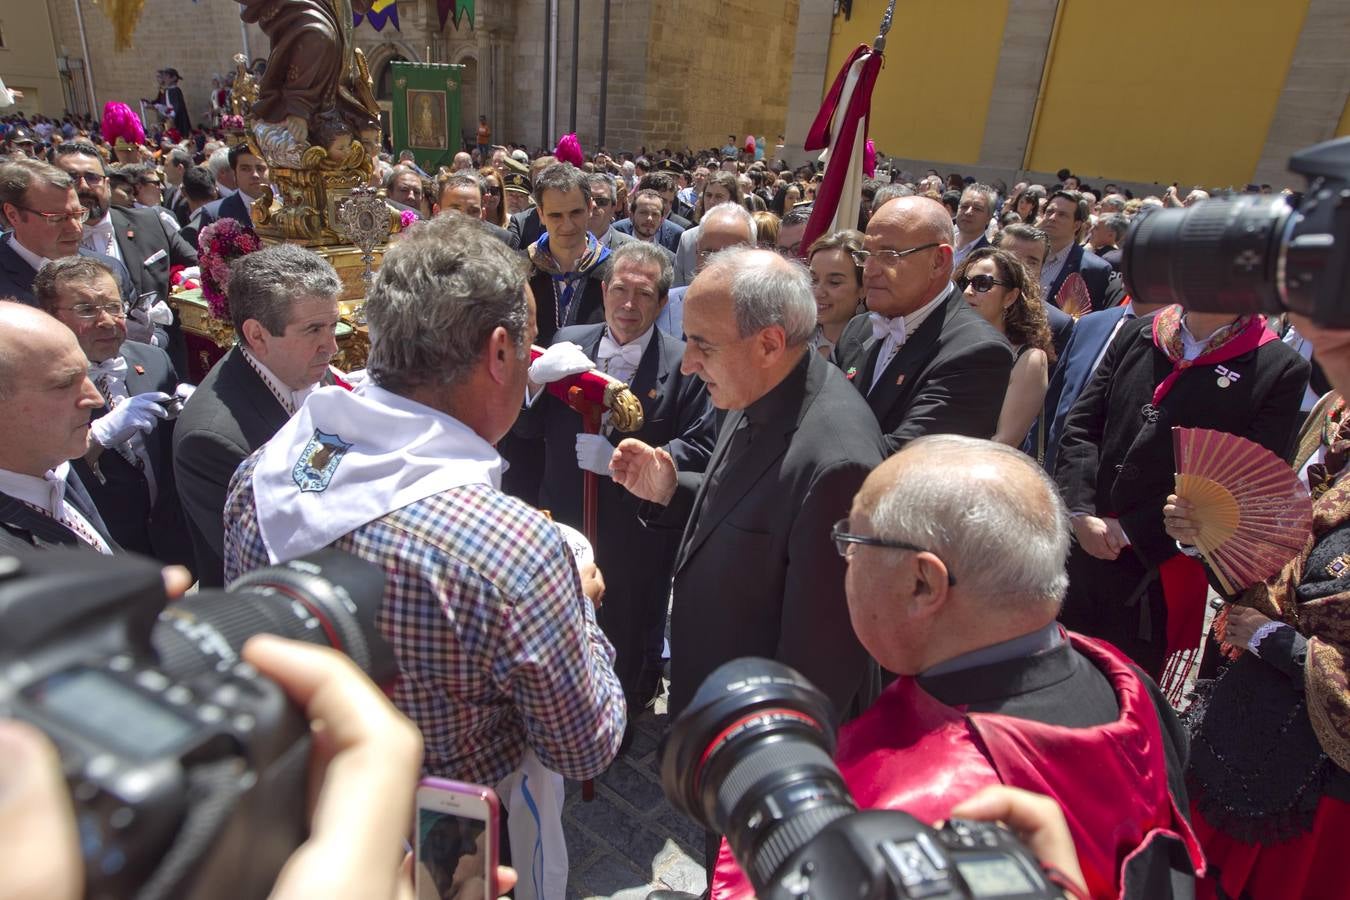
top-left (997, 223), bottom-right (1075, 362)
top-left (159, 68), bottom-right (192, 137)
top-left (0, 158), bottom-right (135, 308)
top-left (0, 303), bottom-right (116, 555)
top-left (519, 242), bottom-right (717, 713)
top-left (951, 182), bottom-right (995, 268)
top-left (1039, 190), bottom-right (1116, 311)
top-left (432, 171), bottom-right (519, 248)
top-left (611, 247), bottom-right (886, 722)
top-left (192, 144), bottom-right (268, 234)
top-left (176, 164), bottom-right (219, 250)
top-left (34, 256), bottom-right (195, 570)
top-left (174, 243), bottom-right (343, 586)
top-left (52, 141), bottom-right (198, 374)
top-left (833, 196), bottom-right (1014, 456)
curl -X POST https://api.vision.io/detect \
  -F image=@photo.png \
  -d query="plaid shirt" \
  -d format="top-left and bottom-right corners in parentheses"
top-left (224, 450), bottom-right (626, 785)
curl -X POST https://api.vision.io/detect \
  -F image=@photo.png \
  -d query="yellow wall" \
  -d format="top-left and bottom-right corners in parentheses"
top-left (1337, 93), bottom-right (1350, 138)
top-left (1028, 0), bottom-right (1309, 187)
top-left (827, 0), bottom-right (1008, 166)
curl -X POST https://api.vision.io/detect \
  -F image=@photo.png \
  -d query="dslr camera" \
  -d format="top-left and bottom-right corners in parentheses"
top-left (1123, 136), bottom-right (1350, 326)
top-left (662, 659), bottom-right (1061, 899)
top-left (0, 547), bottom-right (395, 900)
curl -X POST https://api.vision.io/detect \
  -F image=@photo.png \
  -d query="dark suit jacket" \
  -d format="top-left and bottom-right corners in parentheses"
top-left (1041, 304), bottom-right (1133, 473)
top-left (0, 467), bottom-right (117, 555)
top-left (645, 351), bottom-right (887, 720)
top-left (110, 206), bottom-right (199, 375)
top-left (485, 220), bottom-right (520, 249)
top-left (833, 285), bottom-right (1016, 456)
top-left (1045, 301), bottom-right (1074, 365)
top-left (508, 207), bottom-right (543, 249)
top-left (1046, 243), bottom-right (1116, 311)
top-left (166, 84), bottom-right (191, 135)
top-left (517, 324), bottom-right (717, 694)
top-left (612, 217), bottom-right (684, 253)
top-left (71, 342), bottom-right (195, 570)
top-left (0, 238), bottom-right (135, 308)
top-left (194, 191), bottom-right (255, 234)
top-left (173, 347), bottom-right (289, 586)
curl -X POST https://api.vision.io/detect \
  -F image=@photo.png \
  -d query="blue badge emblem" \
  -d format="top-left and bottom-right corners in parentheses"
top-left (292, 430), bottom-right (352, 493)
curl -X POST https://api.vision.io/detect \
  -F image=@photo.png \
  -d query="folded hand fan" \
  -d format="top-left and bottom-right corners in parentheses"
top-left (1172, 427), bottom-right (1312, 594)
top-left (1057, 272), bottom-right (1093, 320)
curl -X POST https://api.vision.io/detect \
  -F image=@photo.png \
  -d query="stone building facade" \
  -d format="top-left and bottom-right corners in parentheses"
top-left (34, 0), bottom-right (810, 156)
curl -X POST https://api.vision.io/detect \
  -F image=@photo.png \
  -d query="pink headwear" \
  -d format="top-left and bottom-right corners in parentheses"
top-left (102, 102), bottom-right (146, 147)
top-left (554, 133), bottom-right (584, 167)
top-left (863, 139), bottom-right (877, 178)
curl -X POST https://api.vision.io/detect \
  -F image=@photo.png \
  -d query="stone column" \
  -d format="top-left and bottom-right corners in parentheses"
top-left (779, 0), bottom-right (833, 166)
top-left (977, 0), bottom-right (1059, 172)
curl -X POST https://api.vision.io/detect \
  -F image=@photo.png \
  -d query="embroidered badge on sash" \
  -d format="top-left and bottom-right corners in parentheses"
top-left (292, 430), bottom-right (352, 493)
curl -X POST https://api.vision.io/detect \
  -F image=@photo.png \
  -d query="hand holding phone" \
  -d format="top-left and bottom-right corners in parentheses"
top-left (416, 778), bottom-right (500, 900)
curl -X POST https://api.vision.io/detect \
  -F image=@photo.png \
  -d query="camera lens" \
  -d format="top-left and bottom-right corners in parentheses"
top-left (1121, 195), bottom-right (1294, 316)
top-left (660, 658), bottom-right (856, 891)
top-left (151, 549), bottom-right (396, 684)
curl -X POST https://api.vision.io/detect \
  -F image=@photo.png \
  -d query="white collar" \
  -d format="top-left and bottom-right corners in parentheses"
top-left (252, 383), bottom-right (503, 563)
top-left (0, 461), bottom-right (70, 518)
top-left (240, 345), bottom-right (318, 415)
top-left (7, 233), bottom-right (50, 272)
top-left (902, 286), bottom-right (950, 334)
top-left (605, 324), bottom-right (655, 353)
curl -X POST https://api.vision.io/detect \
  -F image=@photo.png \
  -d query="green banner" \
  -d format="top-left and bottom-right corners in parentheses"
top-left (391, 62), bottom-right (466, 174)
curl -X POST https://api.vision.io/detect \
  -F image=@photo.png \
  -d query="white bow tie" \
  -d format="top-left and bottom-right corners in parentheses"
top-left (869, 312), bottom-right (907, 345)
top-left (597, 334), bottom-right (643, 371)
top-left (43, 464), bottom-right (69, 518)
top-left (85, 218), bottom-right (114, 240)
top-left (89, 356), bottom-right (127, 383)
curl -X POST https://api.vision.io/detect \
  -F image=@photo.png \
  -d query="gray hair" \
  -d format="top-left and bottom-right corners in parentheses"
top-left (206, 147), bottom-right (232, 180)
top-left (1097, 194), bottom-right (1127, 213)
top-left (702, 201), bottom-right (757, 242)
top-left (870, 435), bottom-right (1069, 609)
top-left (586, 172), bottom-right (617, 204)
top-left (228, 244), bottom-right (342, 345)
top-left (872, 183), bottom-right (915, 209)
top-left (701, 247), bottom-right (816, 346)
top-left (0, 158), bottom-right (74, 211)
top-left (365, 213), bottom-right (528, 392)
top-left (532, 163), bottom-right (591, 207)
top-left (1099, 213), bottom-right (1129, 241)
top-left (961, 183), bottom-right (998, 214)
top-left (606, 241), bottom-right (673, 298)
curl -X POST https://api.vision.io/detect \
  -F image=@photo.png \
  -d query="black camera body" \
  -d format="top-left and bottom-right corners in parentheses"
top-left (1123, 136), bottom-right (1350, 326)
top-left (0, 547), bottom-right (394, 900)
top-left (661, 658), bottom-right (1059, 900)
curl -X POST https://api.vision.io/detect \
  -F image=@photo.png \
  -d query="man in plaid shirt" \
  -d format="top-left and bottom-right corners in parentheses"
top-left (222, 214), bottom-right (625, 900)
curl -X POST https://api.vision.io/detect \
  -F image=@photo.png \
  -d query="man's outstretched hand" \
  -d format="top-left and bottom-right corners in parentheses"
top-left (611, 439), bottom-right (677, 506)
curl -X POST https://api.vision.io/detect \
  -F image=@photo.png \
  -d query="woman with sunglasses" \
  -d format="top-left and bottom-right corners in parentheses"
top-left (807, 229), bottom-right (866, 359)
top-left (954, 247), bottom-right (1055, 452)
top-left (478, 166), bottom-right (507, 228)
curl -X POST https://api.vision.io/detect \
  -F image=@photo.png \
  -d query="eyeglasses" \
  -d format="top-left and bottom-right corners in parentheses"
top-left (830, 519), bottom-right (956, 584)
top-left (17, 206), bottom-right (90, 225)
top-left (60, 301), bottom-right (128, 320)
top-left (851, 243), bottom-right (941, 266)
top-left (65, 171), bottom-right (105, 186)
top-left (957, 274), bottom-right (1010, 293)
top-left (592, 196), bottom-right (612, 207)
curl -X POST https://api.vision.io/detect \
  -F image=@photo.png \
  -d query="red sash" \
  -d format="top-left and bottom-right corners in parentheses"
top-left (710, 633), bottom-right (1204, 900)
top-left (1151, 313), bottom-right (1276, 406)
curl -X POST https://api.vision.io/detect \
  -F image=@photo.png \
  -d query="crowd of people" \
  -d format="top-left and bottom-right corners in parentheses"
top-left (0, 86), bottom-right (1346, 900)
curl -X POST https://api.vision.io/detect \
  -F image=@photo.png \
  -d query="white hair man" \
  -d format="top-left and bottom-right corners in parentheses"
top-left (710, 435), bottom-right (1203, 900)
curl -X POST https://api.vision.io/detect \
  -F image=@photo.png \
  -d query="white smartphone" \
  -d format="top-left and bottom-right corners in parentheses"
top-left (414, 777), bottom-right (500, 900)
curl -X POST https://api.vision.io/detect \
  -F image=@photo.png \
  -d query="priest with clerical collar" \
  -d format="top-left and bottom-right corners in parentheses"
top-left (34, 255), bottom-right (196, 569)
top-left (0, 303), bottom-right (116, 554)
top-left (173, 242), bottom-right (345, 586)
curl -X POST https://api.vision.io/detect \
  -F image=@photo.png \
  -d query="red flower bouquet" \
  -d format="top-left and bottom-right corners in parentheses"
top-left (198, 219), bottom-right (261, 322)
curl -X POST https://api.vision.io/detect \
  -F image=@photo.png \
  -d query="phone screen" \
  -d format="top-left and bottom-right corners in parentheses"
top-left (416, 806), bottom-right (491, 900)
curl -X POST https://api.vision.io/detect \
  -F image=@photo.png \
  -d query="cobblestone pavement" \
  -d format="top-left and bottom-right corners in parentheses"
top-left (563, 691), bottom-right (708, 900)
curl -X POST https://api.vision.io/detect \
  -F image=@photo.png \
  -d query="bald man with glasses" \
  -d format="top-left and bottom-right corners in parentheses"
top-left (832, 196), bottom-right (1014, 456)
top-left (0, 158), bottom-right (135, 308)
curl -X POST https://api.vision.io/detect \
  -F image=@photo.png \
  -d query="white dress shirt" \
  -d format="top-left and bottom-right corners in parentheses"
top-left (7, 233), bottom-right (49, 272)
top-left (1039, 242), bottom-right (1073, 295)
top-left (0, 462), bottom-right (113, 554)
top-left (869, 288), bottom-right (949, 393)
top-left (240, 346), bottom-right (321, 416)
top-left (82, 211), bottom-right (123, 262)
top-left (595, 325), bottom-right (654, 386)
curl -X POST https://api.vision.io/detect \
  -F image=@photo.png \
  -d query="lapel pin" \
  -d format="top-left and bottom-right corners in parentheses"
top-left (895, 374), bottom-right (905, 387)
top-left (126, 230), bottom-right (135, 239)
top-left (133, 365), bottom-right (145, 375)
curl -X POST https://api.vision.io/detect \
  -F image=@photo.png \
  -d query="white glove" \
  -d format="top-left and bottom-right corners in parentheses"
top-left (125, 305), bottom-right (156, 344)
top-left (147, 299), bottom-right (173, 326)
top-left (173, 383), bottom-right (195, 404)
top-left (528, 342), bottom-right (593, 385)
top-left (90, 392), bottom-right (170, 448)
top-left (575, 433), bottom-right (614, 477)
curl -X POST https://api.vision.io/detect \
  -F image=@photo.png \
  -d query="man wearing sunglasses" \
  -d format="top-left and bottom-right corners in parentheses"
top-left (0, 158), bottom-right (135, 309)
top-left (33, 255), bottom-right (195, 571)
top-left (832, 196), bottom-right (1014, 455)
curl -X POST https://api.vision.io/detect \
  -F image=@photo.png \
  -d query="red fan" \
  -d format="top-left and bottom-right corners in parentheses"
top-left (1172, 427), bottom-right (1312, 594)
top-left (1056, 272), bottom-right (1093, 320)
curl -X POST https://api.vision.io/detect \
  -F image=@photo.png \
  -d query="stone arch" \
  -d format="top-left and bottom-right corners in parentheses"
top-left (369, 41), bottom-right (423, 101)
top-left (450, 45), bottom-right (479, 150)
